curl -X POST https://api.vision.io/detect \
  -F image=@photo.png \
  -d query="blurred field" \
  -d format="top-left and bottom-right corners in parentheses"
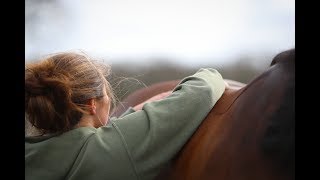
top-left (109, 58), bottom-right (270, 103)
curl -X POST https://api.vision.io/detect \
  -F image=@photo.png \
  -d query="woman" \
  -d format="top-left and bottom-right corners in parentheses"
top-left (25, 51), bottom-right (226, 180)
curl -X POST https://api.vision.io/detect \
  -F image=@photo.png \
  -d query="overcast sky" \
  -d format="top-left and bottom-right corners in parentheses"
top-left (25, 0), bottom-right (295, 66)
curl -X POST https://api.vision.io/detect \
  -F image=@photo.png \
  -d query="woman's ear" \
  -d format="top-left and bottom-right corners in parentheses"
top-left (87, 99), bottom-right (97, 115)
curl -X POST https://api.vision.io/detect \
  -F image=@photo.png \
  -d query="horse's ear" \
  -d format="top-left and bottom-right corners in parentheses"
top-left (270, 49), bottom-right (295, 66)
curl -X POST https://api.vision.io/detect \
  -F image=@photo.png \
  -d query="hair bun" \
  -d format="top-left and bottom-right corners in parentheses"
top-left (25, 66), bottom-right (75, 133)
top-left (25, 76), bottom-right (49, 97)
top-left (26, 69), bottom-right (72, 104)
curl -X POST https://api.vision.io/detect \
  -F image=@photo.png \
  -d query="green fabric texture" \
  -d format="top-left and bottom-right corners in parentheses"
top-left (25, 68), bottom-right (225, 180)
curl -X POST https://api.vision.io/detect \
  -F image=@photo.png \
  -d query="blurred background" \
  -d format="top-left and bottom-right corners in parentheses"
top-left (25, 0), bottom-right (295, 101)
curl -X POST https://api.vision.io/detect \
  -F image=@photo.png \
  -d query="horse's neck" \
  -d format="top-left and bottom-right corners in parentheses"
top-left (163, 85), bottom-right (287, 180)
top-left (212, 87), bottom-right (244, 114)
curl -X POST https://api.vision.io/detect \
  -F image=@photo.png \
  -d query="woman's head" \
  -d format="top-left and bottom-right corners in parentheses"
top-left (25, 51), bottom-right (115, 134)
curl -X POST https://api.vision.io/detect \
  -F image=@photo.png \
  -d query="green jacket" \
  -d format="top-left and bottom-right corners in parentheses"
top-left (25, 68), bottom-right (225, 180)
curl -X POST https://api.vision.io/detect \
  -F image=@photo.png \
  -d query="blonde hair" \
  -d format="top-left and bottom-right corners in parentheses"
top-left (25, 51), bottom-right (115, 134)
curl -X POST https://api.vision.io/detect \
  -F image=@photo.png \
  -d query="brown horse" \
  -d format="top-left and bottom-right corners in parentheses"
top-left (112, 49), bottom-right (295, 180)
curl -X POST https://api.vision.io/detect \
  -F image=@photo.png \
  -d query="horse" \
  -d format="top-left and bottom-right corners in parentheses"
top-left (112, 49), bottom-right (295, 180)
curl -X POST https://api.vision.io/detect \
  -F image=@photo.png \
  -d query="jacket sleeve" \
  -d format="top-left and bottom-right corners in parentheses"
top-left (110, 68), bottom-right (225, 180)
top-left (118, 107), bottom-right (136, 118)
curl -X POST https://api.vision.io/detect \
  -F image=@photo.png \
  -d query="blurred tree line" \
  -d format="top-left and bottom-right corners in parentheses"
top-left (108, 57), bottom-right (270, 102)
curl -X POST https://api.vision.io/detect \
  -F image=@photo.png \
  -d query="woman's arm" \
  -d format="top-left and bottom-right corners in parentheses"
top-left (109, 68), bottom-right (225, 180)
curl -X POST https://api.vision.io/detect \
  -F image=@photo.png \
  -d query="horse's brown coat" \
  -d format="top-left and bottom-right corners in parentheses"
top-left (112, 49), bottom-right (295, 180)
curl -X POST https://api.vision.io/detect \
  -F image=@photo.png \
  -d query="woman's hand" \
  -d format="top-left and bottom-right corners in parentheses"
top-left (133, 91), bottom-right (172, 111)
top-left (224, 80), bottom-right (230, 89)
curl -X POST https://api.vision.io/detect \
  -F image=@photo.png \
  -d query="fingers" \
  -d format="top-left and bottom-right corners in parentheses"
top-left (157, 91), bottom-right (172, 99)
top-left (224, 80), bottom-right (230, 89)
top-left (133, 91), bottom-right (172, 111)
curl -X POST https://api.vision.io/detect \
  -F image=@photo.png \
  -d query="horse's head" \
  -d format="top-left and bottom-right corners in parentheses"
top-left (163, 49), bottom-right (295, 180)
top-left (260, 48), bottom-right (295, 177)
